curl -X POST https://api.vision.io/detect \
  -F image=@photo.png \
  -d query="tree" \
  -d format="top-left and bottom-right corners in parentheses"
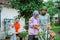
top-left (43, 1), bottom-right (59, 16)
top-left (8, 0), bottom-right (43, 30)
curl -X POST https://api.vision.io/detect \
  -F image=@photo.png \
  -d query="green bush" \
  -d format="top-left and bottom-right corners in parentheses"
top-left (6, 35), bottom-right (10, 39)
top-left (18, 31), bottom-right (28, 38)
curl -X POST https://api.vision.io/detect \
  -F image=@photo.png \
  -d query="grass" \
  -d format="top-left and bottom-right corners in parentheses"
top-left (55, 36), bottom-right (60, 40)
top-left (51, 25), bottom-right (60, 40)
top-left (51, 25), bottom-right (60, 30)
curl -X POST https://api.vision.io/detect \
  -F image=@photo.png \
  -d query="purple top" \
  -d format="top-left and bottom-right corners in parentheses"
top-left (28, 10), bottom-right (39, 35)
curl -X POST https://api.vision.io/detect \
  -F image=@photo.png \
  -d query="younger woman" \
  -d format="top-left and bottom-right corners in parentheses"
top-left (8, 23), bottom-right (17, 40)
top-left (28, 10), bottom-right (40, 40)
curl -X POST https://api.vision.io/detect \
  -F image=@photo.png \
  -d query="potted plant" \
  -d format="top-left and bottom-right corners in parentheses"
top-left (18, 31), bottom-right (28, 40)
top-left (6, 35), bottom-right (10, 40)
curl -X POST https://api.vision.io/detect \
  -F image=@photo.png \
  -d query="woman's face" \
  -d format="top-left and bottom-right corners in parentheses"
top-left (16, 19), bottom-right (20, 23)
top-left (42, 10), bottom-right (46, 15)
top-left (33, 10), bottom-right (39, 18)
top-left (35, 14), bottom-right (39, 18)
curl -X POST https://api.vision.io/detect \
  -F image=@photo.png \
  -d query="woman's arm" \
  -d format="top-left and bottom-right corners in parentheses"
top-left (29, 18), bottom-right (34, 28)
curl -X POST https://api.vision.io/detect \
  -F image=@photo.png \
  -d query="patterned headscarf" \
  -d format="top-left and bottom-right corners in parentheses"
top-left (33, 10), bottom-right (39, 18)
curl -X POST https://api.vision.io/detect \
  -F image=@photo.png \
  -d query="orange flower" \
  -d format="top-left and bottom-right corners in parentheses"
top-left (50, 32), bottom-right (56, 37)
top-left (46, 24), bottom-right (51, 29)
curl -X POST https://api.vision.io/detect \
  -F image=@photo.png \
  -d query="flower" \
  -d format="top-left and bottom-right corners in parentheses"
top-left (46, 24), bottom-right (51, 29)
top-left (50, 32), bottom-right (56, 37)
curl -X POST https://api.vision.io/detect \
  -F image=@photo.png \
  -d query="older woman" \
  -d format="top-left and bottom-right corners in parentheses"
top-left (39, 8), bottom-right (50, 40)
top-left (28, 10), bottom-right (39, 40)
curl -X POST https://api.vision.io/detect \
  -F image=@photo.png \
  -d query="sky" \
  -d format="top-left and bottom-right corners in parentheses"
top-left (44, 0), bottom-right (58, 2)
top-left (44, 0), bottom-right (48, 2)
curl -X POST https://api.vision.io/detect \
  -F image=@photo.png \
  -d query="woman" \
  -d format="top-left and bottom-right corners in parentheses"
top-left (8, 22), bottom-right (16, 40)
top-left (39, 8), bottom-right (51, 40)
top-left (13, 18), bottom-right (22, 40)
top-left (28, 10), bottom-right (40, 40)
top-left (14, 18), bottom-right (21, 33)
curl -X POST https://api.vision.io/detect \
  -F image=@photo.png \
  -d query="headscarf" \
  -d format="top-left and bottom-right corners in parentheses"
top-left (33, 10), bottom-right (39, 18)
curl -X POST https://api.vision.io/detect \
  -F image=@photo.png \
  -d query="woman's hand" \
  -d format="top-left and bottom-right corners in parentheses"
top-left (16, 32), bottom-right (19, 34)
top-left (46, 24), bottom-right (51, 29)
top-left (34, 23), bottom-right (40, 29)
top-left (13, 32), bottom-right (19, 34)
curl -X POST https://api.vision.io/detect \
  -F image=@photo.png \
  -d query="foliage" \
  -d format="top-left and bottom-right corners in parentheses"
top-left (6, 35), bottom-right (10, 39)
top-left (8, 0), bottom-right (43, 30)
top-left (8, 0), bottom-right (43, 19)
top-left (51, 25), bottom-right (60, 30)
top-left (43, 1), bottom-right (54, 7)
top-left (55, 36), bottom-right (60, 40)
top-left (18, 31), bottom-right (28, 38)
top-left (8, 0), bottom-right (60, 29)
top-left (47, 7), bottom-right (58, 16)
top-left (43, 1), bottom-right (59, 16)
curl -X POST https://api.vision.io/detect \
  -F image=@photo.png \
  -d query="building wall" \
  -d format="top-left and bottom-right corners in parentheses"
top-left (1, 7), bottom-right (25, 31)
top-left (0, 7), bottom-right (25, 39)
top-left (1, 7), bottom-right (18, 31)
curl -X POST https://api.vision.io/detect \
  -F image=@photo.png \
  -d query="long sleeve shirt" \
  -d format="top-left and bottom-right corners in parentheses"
top-left (28, 17), bottom-right (39, 35)
top-left (39, 13), bottom-right (50, 26)
top-left (8, 27), bottom-right (15, 35)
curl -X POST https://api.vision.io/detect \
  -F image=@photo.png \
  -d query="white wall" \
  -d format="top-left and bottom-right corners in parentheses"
top-left (1, 7), bottom-right (18, 31)
top-left (1, 7), bottom-right (26, 32)
top-left (1, 7), bottom-right (25, 32)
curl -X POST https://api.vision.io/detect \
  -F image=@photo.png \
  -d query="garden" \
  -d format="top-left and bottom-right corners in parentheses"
top-left (5, 0), bottom-right (60, 40)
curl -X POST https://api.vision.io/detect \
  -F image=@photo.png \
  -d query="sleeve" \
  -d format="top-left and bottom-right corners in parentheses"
top-left (29, 18), bottom-right (34, 28)
top-left (47, 14), bottom-right (50, 25)
top-left (38, 16), bottom-right (41, 25)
